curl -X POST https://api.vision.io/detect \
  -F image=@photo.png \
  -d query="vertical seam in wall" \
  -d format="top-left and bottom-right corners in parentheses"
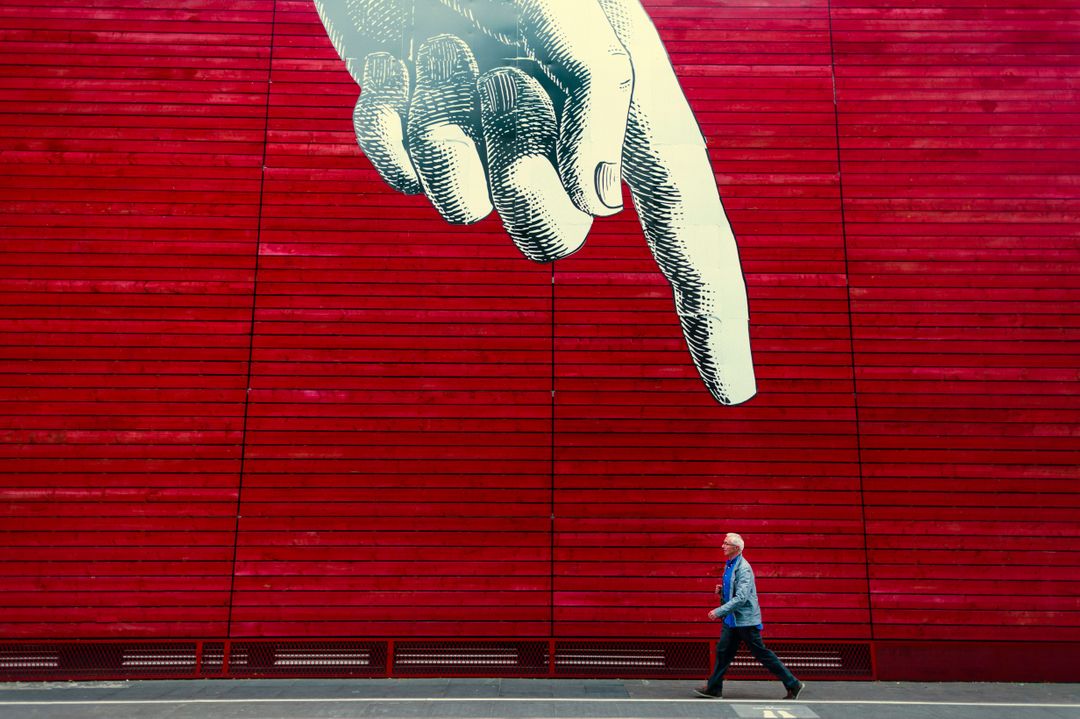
top-left (826, 0), bottom-right (874, 640)
top-left (550, 264), bottom-right (556, 638)
top-left (226, 0), bottom-right (277, 638)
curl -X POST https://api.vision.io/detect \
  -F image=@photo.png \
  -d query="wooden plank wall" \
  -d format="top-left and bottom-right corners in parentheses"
top-left (0, 0), bottom-right (272, 638)
top-left (833, 0), bottom-right (1080, 642)
top-left (0, 0), bottom-right (1077, 657)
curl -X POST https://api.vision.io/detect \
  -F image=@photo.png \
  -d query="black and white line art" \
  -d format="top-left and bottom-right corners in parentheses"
top-left (314, 0), bottom-right (757, 405)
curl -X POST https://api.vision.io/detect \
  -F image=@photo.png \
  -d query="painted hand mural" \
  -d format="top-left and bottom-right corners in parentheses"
top-left (314, 0), bottom-right (757, 405)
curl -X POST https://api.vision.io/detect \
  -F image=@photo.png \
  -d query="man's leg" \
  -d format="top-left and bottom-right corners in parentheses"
top-left (702, 624), bottom-right (741, 695)
top-left (740, 627), bottom-right (799, 690)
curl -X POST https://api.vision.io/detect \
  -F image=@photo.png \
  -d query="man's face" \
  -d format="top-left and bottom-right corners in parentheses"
top-left (722, 539), bottom-right (739, 559)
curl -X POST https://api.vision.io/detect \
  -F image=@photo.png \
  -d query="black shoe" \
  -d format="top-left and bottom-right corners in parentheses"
top-left (783, 681), bottom-right (804, 700)
top-left (694, 688), bottom-right (722, 699)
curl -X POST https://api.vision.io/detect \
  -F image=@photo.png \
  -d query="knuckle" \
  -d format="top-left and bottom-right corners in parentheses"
top-left (580, 46), bottom-right (633, 92)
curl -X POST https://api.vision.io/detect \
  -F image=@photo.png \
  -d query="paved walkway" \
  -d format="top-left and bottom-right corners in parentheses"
top-left (1, 678), bottom-right (1078, 719)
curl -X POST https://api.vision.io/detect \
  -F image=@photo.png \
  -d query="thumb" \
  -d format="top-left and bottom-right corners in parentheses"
top-left (508, 0), bottom-right (633, 216)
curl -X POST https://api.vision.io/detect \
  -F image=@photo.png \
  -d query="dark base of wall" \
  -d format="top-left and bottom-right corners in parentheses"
top-left (0, 639), bottom-right (871, 682)
top-left (874, 641), bottom-right (1080, 683)
top-left (1, 639), bottom-right (1072, 682)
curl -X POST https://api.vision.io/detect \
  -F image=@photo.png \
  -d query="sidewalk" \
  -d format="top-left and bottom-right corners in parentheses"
top-left (1, 678), bottom-right (1078, 719)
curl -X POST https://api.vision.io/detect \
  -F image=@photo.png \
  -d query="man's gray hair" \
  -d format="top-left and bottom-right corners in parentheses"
top-left (725, 533), bottom-right (745, 550)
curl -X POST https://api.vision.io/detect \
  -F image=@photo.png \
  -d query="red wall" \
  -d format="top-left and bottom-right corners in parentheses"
top-left (1, 0), bottom-right (1078, 680)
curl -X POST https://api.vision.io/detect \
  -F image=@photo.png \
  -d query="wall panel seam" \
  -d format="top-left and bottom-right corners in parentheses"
top-left (226, 0), bottom-right (277, 639)
top-left (826, 0), bottom-right (875, 640)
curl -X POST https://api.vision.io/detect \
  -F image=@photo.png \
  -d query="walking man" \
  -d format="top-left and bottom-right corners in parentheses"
top-left (695, 533), bottom-right (804, 700)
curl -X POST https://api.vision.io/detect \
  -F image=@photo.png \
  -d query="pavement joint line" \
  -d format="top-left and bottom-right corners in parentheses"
top-left (0, 699), bottom-right (1078, 708)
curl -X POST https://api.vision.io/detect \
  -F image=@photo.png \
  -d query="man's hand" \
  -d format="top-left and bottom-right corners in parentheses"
top-left (707, 609), bottom-right (720, 621)
top-left (314, 0), bottom-right (757, 405)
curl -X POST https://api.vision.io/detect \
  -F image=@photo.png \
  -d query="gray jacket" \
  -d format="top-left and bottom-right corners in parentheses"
top-left (713, 555), bottom-right (763, 627)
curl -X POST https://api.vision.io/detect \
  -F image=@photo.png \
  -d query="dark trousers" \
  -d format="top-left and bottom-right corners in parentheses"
top-left (704, 624), bottom-right (798, 693)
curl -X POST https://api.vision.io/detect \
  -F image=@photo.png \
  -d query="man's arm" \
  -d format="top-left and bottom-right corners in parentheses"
top-left (708, 563), bottom-right (753, 620)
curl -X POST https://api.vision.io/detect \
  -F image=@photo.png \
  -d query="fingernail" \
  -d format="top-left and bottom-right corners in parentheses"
top-left (417, 35), bottom-right (474, 86)
top-left (363, 52), bottom-right (400, 89)
top-left (595, 161), bottom-right (622, 209)
top-left (478, 69), bottom-right (518, 115)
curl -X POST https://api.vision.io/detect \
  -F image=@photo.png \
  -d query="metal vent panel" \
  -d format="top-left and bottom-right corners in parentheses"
top-left (727, 642), bottom-right (873, 679)
top-left (393, 641), bottom-right (548, 676)
top-left (554, 641), bottom-right (709, 677)
top-left (226, 641), bottom-right (387, 677)
top-left (200, 642), bottom-right (226, 676)
top-left (0, 643), bottom-right (198, 680)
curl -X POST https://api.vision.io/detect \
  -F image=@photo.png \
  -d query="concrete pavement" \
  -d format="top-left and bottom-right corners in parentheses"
top-left (1, 677), bottom-right (1078, 719)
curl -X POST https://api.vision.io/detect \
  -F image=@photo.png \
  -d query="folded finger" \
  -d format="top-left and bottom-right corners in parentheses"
top-left (407, 34), bottom-right (493, 224)
top-left (478, 67), bottom-right (592, 262)
top-left (355, 52), bottom-right (422, 195)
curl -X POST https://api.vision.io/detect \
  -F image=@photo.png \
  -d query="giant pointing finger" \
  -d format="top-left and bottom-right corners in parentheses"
top-left (596, 0), bottom-right (756, 405)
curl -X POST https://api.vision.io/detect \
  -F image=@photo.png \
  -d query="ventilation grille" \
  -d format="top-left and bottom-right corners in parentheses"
top-left (227, 641), bottom-right (387, 677)
top-left (728, 641), bottom-right (873, 678)
top-left (394, 641), bottom-right (548, 675)
top-left (0, 643), bottom-right (198, 679)
top-left (200, 642), bottom-right (226, 676)
top-left (554, 641), bottom-right (708, 677)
